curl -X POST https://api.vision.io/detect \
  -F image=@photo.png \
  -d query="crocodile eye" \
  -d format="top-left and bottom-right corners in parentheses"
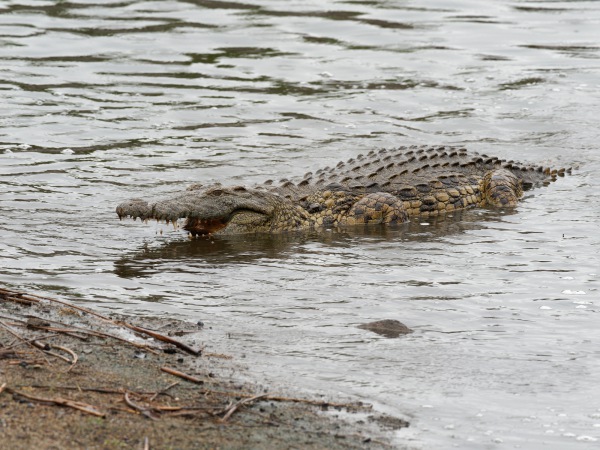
top-left (232, 186), bottom-right (247, 192)
top-left (208, 189), bottom-right (225, 196)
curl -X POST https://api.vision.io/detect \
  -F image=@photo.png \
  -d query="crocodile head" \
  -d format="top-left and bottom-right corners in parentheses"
top-left (116, 184), bottom-right (308, 236)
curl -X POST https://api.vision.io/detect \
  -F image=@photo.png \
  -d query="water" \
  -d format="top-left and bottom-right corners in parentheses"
top-left (1, 0), bottom-right (600, 448)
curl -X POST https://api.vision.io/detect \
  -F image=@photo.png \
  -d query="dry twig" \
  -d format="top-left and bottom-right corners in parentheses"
top-left (1, 287), bottom-right (201, 356)
top-left (219, 394), bottom-right (268, 422)
top-left (0, 320), bottom-right (52, 365)
top-left (160, 366), bottom-right (205, 384)
top-left (55, 344), bottom-right (78, 372)
top-left (30, 340), bottom-right (76, 366)
top-left (124, 392), bottom-right (160, 420)
top-left (149, 381), bottom-right (180, 402)
top-left (6, 387), bottom-right (105, 417)
top-left (193, 386), bottom-right (371, 411)
top-left (119, 322), bottom-right (201, 356)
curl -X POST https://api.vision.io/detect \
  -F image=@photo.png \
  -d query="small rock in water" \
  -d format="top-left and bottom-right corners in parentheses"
top-left (358, 319), bottom-right (412, 338)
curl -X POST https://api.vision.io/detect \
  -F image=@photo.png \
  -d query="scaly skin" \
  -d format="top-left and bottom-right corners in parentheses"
top-left (116, 145), bottom-right (568, 236)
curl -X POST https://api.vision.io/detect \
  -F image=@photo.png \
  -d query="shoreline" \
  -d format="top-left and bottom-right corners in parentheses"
top-left (0, 287), bottom-right (409, 449)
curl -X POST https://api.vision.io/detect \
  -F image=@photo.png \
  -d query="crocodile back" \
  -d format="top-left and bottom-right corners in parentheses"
top-left (261, 145), bottom-right (567, 201)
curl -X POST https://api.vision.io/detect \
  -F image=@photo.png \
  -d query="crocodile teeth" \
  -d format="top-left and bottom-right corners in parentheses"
top-left (185, 217), bottom-right (228, 236)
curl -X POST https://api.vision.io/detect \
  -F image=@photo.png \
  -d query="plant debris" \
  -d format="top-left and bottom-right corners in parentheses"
top-left (0, 286), bottom-right (405, 449)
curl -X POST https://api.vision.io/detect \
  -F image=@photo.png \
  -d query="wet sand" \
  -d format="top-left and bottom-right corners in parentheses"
top-left (0, 287), bottom-right (408, 449)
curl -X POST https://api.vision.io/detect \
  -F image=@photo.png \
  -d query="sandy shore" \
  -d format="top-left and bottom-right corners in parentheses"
top-left (0, 287), bottom-right (409, 449)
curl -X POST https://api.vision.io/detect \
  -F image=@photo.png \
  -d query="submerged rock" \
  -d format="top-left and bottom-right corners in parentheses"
top-left (358, 319), bottom-right (412, 338)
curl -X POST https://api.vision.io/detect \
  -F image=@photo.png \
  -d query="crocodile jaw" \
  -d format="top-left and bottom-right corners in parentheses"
top-left (116, 186), bottom-right (279, 236)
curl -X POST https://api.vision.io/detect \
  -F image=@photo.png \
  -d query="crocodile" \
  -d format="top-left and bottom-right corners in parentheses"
top-left (116, 145), bottom-right (568, 236)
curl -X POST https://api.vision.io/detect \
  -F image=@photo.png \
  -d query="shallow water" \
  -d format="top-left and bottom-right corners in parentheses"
top-left (1, 0), bottom-right (600, 448)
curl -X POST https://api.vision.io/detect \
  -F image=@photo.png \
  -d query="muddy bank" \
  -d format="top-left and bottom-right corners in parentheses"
top-left (0, 287), bottom-right (408, 449)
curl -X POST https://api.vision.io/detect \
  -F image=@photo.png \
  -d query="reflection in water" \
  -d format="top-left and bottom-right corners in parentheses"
top-left (113, 208), bottom-right (511, 278)
top-left (113, 232), bottom-right (303, 278)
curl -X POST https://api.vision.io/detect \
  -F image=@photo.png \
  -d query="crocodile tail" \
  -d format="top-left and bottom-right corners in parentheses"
top-left (511, 164), bottom-right (571, 190)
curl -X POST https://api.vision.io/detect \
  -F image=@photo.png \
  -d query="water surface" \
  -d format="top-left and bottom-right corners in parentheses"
top-left (1, 1), bottom-right (599, 448)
